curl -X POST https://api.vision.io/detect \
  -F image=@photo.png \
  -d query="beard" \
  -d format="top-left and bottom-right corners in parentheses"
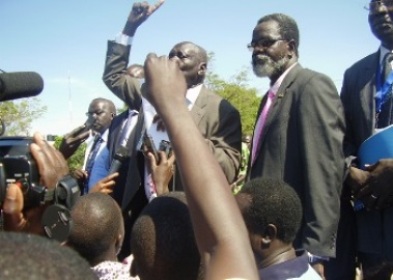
top-left (252, 54), bottom-right (288, 78)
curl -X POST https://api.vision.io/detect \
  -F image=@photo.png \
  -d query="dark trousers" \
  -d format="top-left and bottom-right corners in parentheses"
top-left (118, 186), bottom-right (148, 261)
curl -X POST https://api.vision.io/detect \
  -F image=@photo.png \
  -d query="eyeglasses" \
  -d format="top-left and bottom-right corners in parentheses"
top-left (247, 38), bottom-right (284, 52)
top-left (86, 110), bottom-right (106, 117)
top-left (364, 0), bottom-right (393, 10)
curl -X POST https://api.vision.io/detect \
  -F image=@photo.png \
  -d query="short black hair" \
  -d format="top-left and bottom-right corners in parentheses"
top-left (131, 192), bottom-right (202, 280)
top-left (237, 177), bottom-right (302, 244)
top-left (90, 97), bottom-right (116, 115)
top-left (67, 193), bottom-right (124, 265)
top-left (257, 13), bottom-right (300, 57)
top-left (0, 232), bottom-right (97, 280)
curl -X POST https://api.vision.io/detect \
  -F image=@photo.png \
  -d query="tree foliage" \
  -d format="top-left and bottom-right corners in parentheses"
top-left (206, 54), bottom-right (261, 136)
top-left (0, 98), bottom-right (47, 136)
top-left (53, 136), bottom-right (86, 172)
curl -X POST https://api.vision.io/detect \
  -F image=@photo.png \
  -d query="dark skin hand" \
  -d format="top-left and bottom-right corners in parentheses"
top-left (123, 0), bottom-right (165, 36)
top-left (346, 166), bottom-right (370, 196)
top-left (146, 150), bottom-right (175, 195)
top-left (3, 132), bottom-right (69, 234)
top-left (58, 124), bottom-right (90, 159)
top-left (357, 159), bottom-right (393, 210)
top-left (89, 172), bottom-right (119, 194)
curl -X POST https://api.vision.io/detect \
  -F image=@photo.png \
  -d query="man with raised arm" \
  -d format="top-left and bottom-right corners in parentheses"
top-left (142, 51), bottom-right (258, 280)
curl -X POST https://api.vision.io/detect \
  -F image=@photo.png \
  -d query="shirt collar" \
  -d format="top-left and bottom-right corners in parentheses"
top-left (380, 46), bottom-right (393, 66)
top-left (186, 84), bottom-right (202, 110)
top-left (269, 62), bottom-right (298, 95)
top-left (258, 250), bottom-right (309, 280)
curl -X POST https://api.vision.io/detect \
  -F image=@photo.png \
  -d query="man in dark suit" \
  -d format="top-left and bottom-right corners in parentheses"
top-left (246, 13), bottom-right (346, 278)
top-left (103, 0), bottom-right (241, 258)
top-left (340, 0), bottom-right (393, 275)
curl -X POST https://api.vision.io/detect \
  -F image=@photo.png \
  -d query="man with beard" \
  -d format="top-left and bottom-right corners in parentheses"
top-left (246, 13), bottom-right (346, 279)
top-left (340, 0), bottom-right (393, 276)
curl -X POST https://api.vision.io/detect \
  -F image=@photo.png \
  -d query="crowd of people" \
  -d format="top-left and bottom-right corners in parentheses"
top-left (2, 0), bottom-right (393, 279)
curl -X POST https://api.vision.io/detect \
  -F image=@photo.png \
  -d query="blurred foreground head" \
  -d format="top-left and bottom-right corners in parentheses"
top-left (0, 231), bottom-right (97, 280)
top-left (131, 192), bottom-right (203, 280)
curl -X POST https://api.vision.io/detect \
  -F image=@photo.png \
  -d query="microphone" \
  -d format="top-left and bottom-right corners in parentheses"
top-left (0, 72), bottom-right (44, 101)
top-left (108, 145), bottom-right (129, 174)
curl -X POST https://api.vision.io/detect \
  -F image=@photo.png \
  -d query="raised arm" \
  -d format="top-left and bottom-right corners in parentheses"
top-left (103, 0), bottom-right (164, 110)
top-left (143, 54), bottom-right (258, 280)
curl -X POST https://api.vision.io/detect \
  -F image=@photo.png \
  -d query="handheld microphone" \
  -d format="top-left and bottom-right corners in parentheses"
top-left (108, 145), bottom-right (128, 174)
top-left (0, 72), bottom-right (44, 101)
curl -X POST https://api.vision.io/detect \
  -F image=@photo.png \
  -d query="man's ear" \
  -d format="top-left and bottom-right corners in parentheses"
top-left (198, 62), bottom-right (207, 76)
top-left (261, 224), bottom-right (278, 248)
top-left (115, 233), bottom-right (123, 256)
top-left (286, 39), bottom-right (297, 58)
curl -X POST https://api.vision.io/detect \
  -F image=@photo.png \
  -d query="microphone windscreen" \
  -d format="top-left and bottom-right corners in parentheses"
top-left (0, 72), bottom-right (44, 101)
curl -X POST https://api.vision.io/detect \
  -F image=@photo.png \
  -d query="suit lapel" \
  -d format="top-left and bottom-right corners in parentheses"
top-left (255, 64), bottom-right (301, 158)
top-left (359, 51), bottom-right (379, 135)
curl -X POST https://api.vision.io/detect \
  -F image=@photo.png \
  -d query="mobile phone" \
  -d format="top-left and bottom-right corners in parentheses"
top-left (143, 134), bottom-right (159, 162)
top-left (83, 117), bottom-right (94, 131)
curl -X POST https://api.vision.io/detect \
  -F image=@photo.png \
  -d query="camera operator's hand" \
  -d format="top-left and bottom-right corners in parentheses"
top-left (89, 172), bottom-right (119, 194)
top-left (3, 184), bottom-right (45, 234)
top-left (59, 125), bottom-right (90, 159)
top-left (3, 132), bottom-right (70, 234)
top-left (31, 132), bottom-right (69, 188)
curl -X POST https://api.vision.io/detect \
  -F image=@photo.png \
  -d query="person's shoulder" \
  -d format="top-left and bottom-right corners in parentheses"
top-left (347, 52), bottom-right (378, 71)
top-left (200, 85), bottom-right (239, 112)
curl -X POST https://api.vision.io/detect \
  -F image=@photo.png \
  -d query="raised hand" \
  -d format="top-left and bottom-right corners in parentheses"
top-left (143, 53), bottom-right (187, 116)
top-left (146, 150), bottom-right (175, 195)
top-left (123, 0), bottom-right (165, 36)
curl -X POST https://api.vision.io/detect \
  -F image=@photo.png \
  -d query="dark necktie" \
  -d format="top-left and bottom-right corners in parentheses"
top-left (84, 135), bottom-right (103, 194)
top-left (377, 52), bottom-right (393, 128)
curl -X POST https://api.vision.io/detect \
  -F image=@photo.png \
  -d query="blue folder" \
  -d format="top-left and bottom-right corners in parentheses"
top-left (358, 124), bottom-right (393, 169)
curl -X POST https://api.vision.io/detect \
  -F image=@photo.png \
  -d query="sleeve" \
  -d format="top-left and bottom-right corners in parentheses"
top-left (298, 73), bottom-right (346, 257)
top-left (340, 69), bottom-right (359, 168)
top-left (102, 40), bottom-right (142, 110)
top-left (205, 102), bottom-right (242, 184)
top-left (88, 146), bottom-right (110, 191)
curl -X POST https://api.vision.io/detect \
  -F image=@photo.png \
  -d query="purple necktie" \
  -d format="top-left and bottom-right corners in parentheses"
top-left (251, 91), bottom-right (275, 164)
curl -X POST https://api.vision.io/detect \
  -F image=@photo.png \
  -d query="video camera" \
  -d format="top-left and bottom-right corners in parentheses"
top-left (0, 71), bottom-right (80, 242)
top-left (0, 137), bottom-right (80, 209)
top-left (0, 137), bottom-right (80, 242)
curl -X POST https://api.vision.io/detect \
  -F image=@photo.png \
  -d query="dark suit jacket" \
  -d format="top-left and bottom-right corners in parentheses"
top-left (341, 50), bottom-right (393, 257)
top-left (103, 40), bottom-right (241, 207)
top-left (248, 64), bottom-right (346, 258)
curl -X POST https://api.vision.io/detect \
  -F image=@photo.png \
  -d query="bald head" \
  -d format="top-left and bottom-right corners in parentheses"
top-left (67, 193), bottom-right (124, 266)
top-left (168, 41), bottom-right (208, 87)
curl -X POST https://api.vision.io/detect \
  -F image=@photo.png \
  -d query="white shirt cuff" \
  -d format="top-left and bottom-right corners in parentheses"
top-left (115, 32), bottom-right (133, 46)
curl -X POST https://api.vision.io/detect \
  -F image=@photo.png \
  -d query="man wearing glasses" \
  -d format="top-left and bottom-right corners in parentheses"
top-left (340, 0), bottom-right (393, 276)
top-left (246, 13), bottom-right (346, 279)
top-left (59, 98), bottom-right (116, 194)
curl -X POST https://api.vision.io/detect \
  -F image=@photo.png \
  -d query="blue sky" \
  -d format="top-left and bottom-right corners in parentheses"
top-left (0, 0), bottom-right (378, 136)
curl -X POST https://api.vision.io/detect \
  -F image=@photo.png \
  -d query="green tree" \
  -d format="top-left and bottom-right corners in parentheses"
top-left (0, 98), bottom-right (47, 136)
top-left (53, 136), bottom-right (86, 172)
top-left (206, 64), bottom-right (261, 136)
